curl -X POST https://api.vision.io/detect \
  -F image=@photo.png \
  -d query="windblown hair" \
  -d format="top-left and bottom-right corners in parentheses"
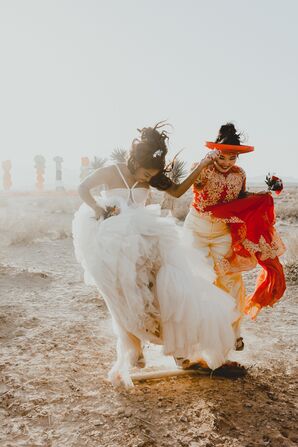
top-left (127, 122), bottom-right (173, 190)
top-left (215, 123), bottom-right (242, 145)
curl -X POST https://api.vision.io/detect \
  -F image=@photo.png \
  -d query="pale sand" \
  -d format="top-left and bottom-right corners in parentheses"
top-left (0, 193), bottom-right (297, 447)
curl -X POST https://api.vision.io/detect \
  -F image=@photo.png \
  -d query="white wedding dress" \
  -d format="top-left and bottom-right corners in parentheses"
top-left (72, 165), bottom-right (238, 386)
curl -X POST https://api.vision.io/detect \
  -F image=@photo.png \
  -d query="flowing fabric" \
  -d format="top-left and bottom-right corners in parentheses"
top-left (73, 189), bottom-right (238, 384)
top-left (184, 208), bottom-right (246, 338)
top-left (202, 193), bottom-right (286, 317)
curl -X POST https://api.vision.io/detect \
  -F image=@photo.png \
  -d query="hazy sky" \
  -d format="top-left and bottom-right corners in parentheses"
top-left (0, 0), bottom-right (297, 187)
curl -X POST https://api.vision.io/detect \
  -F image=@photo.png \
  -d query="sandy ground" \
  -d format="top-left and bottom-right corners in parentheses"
top-left (0, 194), bottom-right (297, 447)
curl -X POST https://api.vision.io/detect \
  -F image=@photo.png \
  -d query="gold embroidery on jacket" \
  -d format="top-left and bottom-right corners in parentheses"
top-left (193, 166), bottom-right (246, 211)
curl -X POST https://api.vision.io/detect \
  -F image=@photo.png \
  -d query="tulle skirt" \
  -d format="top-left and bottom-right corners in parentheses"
top-left (72, 199), bottom-right (238, 371)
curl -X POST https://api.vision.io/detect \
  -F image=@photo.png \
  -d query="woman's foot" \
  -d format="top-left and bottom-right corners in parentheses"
top-left (108, 366), bottom-right (134, 388)
top-left (214, 361), bottom-right (247, 377)
top-left (235, 337), bottom-right (244, 351)
top-left (188, 359), bottom-right (210, 369)
top-left (135, 352), bottom-right (146, 368)
top-left (174, 357), bottom-right (191, 369)
top-left (131, 349), bottom-right (146, 368)
top-left (175, 357), bottom-right (209, 370)
top-left (222, 360), bottom-right (243, 367)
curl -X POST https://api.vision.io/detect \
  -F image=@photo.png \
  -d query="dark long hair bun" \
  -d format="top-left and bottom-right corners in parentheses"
top-left (127, 122), bottom-right (173, 190)
top-left (215, 123), bottom-right (242, 145)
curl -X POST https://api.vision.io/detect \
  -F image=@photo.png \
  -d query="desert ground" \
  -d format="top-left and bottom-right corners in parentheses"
top-left (0, 188), bottom-right (297, 447)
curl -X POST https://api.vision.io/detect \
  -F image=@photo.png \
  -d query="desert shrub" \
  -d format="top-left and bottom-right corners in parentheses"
top-left (274, 189), bottom-right (298, 222)
top-left (283, 230), bottom-right (298, 283)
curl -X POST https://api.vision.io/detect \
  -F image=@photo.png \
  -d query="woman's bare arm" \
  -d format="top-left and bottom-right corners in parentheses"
top-left (165, 153), bottom-right (217, 198)
top-left (78, 166), bottom-right (111, 218)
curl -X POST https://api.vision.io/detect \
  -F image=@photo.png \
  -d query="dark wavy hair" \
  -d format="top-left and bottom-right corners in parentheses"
top-left (127, 122), bottom-right (173, 190)
top-left (215, 123), bottom-right (243, 145)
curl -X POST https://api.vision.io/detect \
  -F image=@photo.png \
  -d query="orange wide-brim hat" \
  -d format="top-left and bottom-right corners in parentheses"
top-left (205, 141), bottom-right (254, 153)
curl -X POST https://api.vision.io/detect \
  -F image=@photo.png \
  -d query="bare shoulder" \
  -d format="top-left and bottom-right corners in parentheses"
top-left (80, 165), bottom-right (116, 189)
top-left (91, 164), bottom-right (116, 182)
top-left (92, 165), bottom-right (113, 175)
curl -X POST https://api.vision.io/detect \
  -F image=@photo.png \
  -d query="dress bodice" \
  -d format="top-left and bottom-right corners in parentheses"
top-left (102, 188), bottom-right (149, 206)
top-left (101, 164), bottom-right (149, 206)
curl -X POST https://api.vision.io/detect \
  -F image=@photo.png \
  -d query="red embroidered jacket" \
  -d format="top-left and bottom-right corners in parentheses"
top-left (192, 164), bottom-right (246, 213)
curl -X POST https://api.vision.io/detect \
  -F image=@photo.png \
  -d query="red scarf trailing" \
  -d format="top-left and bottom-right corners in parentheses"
top-left (204, 193), bottom-right (286, 319)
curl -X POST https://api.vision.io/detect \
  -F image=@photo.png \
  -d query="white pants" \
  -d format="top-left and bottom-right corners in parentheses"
top-left (184, 208), bottom-right (245, 338)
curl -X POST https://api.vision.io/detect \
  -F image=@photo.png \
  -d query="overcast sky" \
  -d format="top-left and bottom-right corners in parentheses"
top-left (0, 0), bottom-right (297, 188)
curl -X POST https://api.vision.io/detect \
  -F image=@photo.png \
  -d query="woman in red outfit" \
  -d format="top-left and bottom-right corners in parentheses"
top-left (184, 123), bottom-right (286, 352)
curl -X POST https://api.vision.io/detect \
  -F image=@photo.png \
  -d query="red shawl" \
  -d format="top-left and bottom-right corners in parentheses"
top-left (203, 193), bottom-right (286, 319)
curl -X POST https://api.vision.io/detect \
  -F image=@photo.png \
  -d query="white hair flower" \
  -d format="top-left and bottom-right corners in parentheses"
top-left (153, 149), bottom-right (163, 158)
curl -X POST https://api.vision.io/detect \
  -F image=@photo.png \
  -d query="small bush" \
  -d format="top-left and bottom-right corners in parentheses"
top-left (283, 231), bottom-right (298, 284)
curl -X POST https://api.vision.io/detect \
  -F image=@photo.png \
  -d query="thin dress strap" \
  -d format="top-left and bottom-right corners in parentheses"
top-left (114, 164), bottom-right (138, 203)
top-left (114, 164), bottom-right (130, 189)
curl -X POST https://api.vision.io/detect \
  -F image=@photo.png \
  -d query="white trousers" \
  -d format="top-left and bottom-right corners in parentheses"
top-left (184, 208), bottom-right (245, 337)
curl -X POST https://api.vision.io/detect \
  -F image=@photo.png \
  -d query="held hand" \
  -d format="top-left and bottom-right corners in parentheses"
top-left (256, 190), bottom-right (271, 195)
top-left (199, 150), bottom-right (219, 168)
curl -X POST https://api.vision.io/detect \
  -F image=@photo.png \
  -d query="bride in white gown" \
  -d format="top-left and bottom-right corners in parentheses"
top-left (72, 123), bottom-right (238, 387)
